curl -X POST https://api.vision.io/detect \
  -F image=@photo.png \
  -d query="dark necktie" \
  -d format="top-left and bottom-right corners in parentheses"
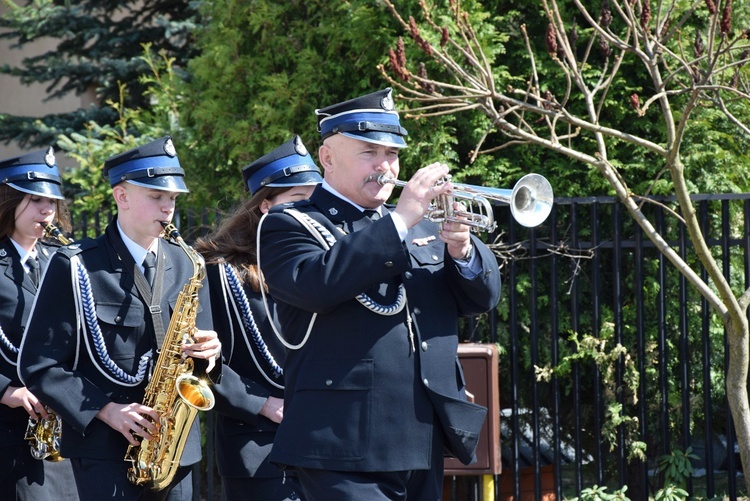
top-left (27, 257), bottom-right (40, 287)
top-left (143, 251), bottom-right (157, 287)
top-left (364, 209), bottom-right (381, 221)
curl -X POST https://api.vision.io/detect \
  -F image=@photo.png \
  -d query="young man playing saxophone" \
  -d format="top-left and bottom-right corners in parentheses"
top-left (19, 136), bottom-right (221, 500)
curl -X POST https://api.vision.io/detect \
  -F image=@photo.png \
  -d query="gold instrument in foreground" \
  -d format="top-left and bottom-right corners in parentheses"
top-left (124, 221), bottom-right (215, 491)
top-left (378, 173), bottom-right (554, 232)
top-left (24, 222), bottom-right (72, 462)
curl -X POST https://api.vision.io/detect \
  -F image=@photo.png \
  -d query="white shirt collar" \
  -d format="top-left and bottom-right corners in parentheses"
top-left (321, 180), bottom-right (381, 216)
top-left (116, 220), bottom-right (159, 270)
top-left (9, 238), bottom-right (36, 266)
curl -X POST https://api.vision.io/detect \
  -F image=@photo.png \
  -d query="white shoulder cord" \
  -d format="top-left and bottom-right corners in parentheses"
top-left (257, 211), bottom-right (317, 351)
top-left (256, 209), bottom-right (408, 351)
top-left (69, 255), bottom-right (83, 372)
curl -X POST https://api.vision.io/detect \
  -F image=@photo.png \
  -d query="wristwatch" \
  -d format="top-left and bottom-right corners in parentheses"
top-left (455, 244), bottom-right (474, 264)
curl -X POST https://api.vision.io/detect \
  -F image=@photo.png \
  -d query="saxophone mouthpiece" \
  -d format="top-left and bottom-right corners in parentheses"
top-left (160, 221), bottom-right (181, 242)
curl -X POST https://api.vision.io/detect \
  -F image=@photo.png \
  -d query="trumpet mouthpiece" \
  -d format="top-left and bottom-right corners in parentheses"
top-left (377, 175), bottom-right (393, 185)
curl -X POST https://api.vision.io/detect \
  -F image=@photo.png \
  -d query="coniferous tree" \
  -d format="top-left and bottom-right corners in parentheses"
top-left (0, 0), bottom-right (199, 148)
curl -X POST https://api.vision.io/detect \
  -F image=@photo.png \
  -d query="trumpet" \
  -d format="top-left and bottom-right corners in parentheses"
top-left (23, 222), bottom-right (71, 462)
top-left (378, 172), bottom-right (554, 232)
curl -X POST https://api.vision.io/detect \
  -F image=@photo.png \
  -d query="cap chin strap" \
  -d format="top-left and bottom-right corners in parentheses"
top-left (330, 121), bottom-right (408, 136)
top-left (2, 171), bottom-right (61, 184)
top-left (259, 165), bottom-right (319, 189)
top-left (117, 166), bottom-right (184, 182)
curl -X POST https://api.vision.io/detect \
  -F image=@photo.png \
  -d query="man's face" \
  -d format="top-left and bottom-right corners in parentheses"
top-left (114, 182), bottom-right (180, 246)
top-left (319, 134), bottom-right (400, 209)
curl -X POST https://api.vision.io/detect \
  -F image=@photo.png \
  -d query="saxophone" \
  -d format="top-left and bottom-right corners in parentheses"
top-left (23, 222), bottom-right (71, 462)
top-left (124, 221), bottom-right (215, 491)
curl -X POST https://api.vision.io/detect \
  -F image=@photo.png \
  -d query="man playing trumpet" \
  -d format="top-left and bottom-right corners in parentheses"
top-left (258, 88), bottom-right (502, 500)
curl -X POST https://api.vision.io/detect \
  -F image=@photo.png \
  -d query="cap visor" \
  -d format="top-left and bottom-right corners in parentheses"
top-left (264, 171), bottom-right (324, 189)
top-left (127, 176), bottom-right (189, 193)
top-left (9, 181), bottom-right (64, 200)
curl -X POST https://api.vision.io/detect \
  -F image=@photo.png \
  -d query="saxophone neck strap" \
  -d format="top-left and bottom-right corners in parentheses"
top-left (107, 229), bottom-right (167, 346)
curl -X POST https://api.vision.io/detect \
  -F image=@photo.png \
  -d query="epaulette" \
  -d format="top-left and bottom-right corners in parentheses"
top-left (269, 197), bottom-right (315, 214)
top-left (56, 238), bottom-right (97, 256)
top-left (41, 240), bottom-right (64, 249)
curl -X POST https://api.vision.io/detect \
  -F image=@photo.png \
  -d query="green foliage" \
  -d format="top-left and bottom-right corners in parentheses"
top-left (657, 447), bottom-right (700, 492)
top-left (56, 45), bottom-right (192, 230)
top-left (535, 329), bottom-right (644, 462)
top-left (653, 485), bottom-right (690, 501)
top-left (180, 0), bottom-right (409, 208)
top-left (567, 484), bottom-right (630, 501)
top-left (0, 0), bottom-right (198, 148)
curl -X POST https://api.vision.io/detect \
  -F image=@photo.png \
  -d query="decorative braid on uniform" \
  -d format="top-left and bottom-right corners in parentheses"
top-left (76, 262), bottom-right (152, 384)
top-left (0, 324), bottom-right (18, 355)
top-left (296, 211), bottom-right (407, 316)
top-left (223, 262), bottom-right (283, 378)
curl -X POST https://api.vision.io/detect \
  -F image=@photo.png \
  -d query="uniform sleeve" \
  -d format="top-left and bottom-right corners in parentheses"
top-left (444, 234), bottom-right (502, 317)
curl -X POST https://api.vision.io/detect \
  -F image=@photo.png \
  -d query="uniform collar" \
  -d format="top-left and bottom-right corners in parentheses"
top-left (321, 179), bottom-right (382, 217)
top-left (116, 219), bottom-right (159, 268)
top-left (9, 237), bottom-right (37, 266)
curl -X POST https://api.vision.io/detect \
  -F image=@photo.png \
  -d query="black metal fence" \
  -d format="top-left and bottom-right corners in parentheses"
top-left (71, 194), bottom-right (750, 500)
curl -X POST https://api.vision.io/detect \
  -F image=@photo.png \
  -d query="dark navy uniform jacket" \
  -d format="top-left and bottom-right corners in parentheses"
top-left (0, 238), bottom-right (58, 447)
top-left (206, 263), bottom-right (287, 478)
top-left (18, 219), bottom-right (218, 463)
top-left (259, 186), bottom-right (502, 472)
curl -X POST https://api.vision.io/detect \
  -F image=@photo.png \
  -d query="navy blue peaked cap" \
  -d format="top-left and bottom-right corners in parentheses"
top-left (241, 136), bottom-right (322, 195)
top-left (103, 136), bottom-right (188, 193)
top-left (316, 88), bottom-right (408, 148)
top-left (0, 147), bottom-right (64, 199)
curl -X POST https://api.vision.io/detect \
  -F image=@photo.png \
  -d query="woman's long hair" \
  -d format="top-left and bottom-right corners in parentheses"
top-left (0, 184), bottom-right (71, 241)
top-left (194, 186), bottom-right (288, 293)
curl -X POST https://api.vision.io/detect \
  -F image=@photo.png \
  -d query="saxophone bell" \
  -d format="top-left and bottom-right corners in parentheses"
top-left (24, 411), bottom-right (64, 462)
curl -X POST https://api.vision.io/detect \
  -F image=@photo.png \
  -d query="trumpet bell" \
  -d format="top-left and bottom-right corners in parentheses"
top-left (509, 173), bottom-right (554, 228)
top-left (450, 173), bottom-right (554, 229)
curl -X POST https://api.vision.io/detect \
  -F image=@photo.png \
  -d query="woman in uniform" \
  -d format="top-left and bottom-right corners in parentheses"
top-left (195, 136), bottom-right (321, 501)
top-left (0, 147), bottom-right (78, 500)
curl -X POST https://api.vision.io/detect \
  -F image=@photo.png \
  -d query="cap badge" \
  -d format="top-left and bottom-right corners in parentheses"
top-left (44, 147), bottom-right (55, 167)
top-left (329, 208), bottom-right (338, 216)
top-left (294, 136), bottom-right (308, 157)
top-left (381, 90), bottom-right (395, 111)
top-left (163, 138), bottom-right (177, 157)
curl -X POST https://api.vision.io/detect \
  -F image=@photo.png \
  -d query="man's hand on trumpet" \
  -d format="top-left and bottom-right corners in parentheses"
top-left (439, 209), bottom-right (473, 262)
top-left (393, 162), bottom-right (451, 228)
